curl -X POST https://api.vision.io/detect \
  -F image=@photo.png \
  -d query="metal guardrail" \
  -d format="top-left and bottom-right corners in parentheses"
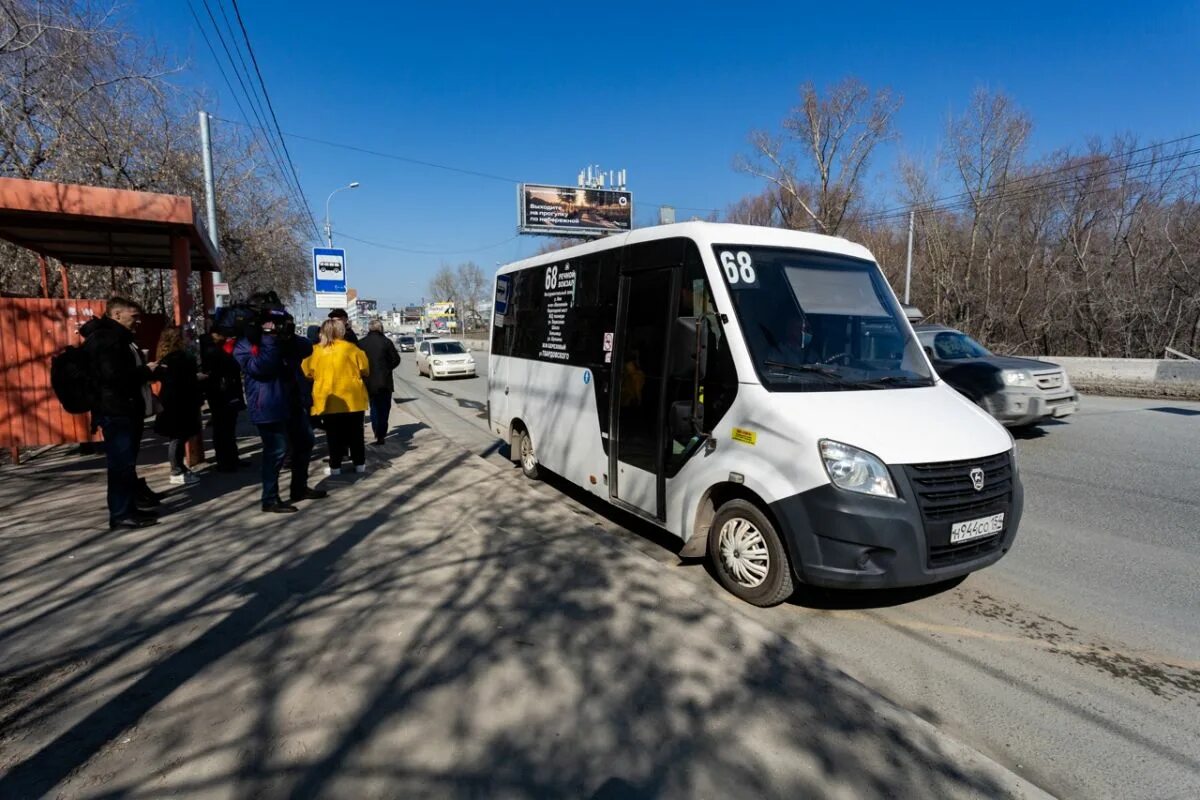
top-left (1164, 346), bottom-right (1197, 361)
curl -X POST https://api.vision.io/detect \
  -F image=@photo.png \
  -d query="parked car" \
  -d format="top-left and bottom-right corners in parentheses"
top-left (416, 339), bottom-right (475, 379)
top-left (395, 334), bottom-right (416, 352)
top-left (914, 325), bottom-right (1078, 427)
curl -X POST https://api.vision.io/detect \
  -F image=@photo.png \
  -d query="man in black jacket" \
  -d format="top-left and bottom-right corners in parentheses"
top-left (360, 319), bottom-right (401, 444)
top-left (81, 297), bottom-right (159, 530)
top-left (328, 308), bottom-right (359, 345)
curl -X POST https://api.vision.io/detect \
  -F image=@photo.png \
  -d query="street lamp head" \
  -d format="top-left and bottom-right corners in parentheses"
top-left (348, 182), bottom-right (361, 189)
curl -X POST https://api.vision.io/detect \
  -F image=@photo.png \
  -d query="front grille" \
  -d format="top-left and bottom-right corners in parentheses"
top-left (904, 451), bottom-right (1013, 568)
top-left (1033, 370), bottom-right (1064, 390)
top-left (929, 534), bottom-right (1003, 568)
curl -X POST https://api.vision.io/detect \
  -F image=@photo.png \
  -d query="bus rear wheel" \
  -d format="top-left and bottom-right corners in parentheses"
top-left (708, 499), bottom-right (794, 607)
top-left (517, 429), bottom-right (539, 480)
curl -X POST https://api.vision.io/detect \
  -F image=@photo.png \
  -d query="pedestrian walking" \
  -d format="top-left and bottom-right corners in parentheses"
top-left (360, 319), bottom-right (401, 445)
top-left (234, 299), bottom-right (326, 513)
top-left (153, 326), bottom-right (204, 485)
top-left (80, 297), bottom-right (160, 529)
top-left (200, 323), bottom-right (247, 471)
top-left (302, 319), bottom-right (370, 474)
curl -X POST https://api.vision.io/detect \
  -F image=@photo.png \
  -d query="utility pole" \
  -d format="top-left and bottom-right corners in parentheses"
top-left (903, 210), bottom-right (915, 304)
top-left (199, 111), bottom-right (223, 306)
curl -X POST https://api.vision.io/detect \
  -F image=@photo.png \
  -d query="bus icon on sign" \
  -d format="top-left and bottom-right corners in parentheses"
top-left (318, 260), bottom-right (342, 274)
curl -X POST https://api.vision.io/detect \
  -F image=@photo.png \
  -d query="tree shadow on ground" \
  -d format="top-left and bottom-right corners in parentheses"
top-left (0, 422), bottom-right (1013, 799)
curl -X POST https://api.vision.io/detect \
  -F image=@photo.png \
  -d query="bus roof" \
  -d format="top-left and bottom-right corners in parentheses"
top-left (495, 221), bottom-right (875, 275)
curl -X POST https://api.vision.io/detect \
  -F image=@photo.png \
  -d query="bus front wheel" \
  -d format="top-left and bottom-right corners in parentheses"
top-left (517, 429), bottom-right (539, 480)
top-left (708, 500), bottom-right (794, 607)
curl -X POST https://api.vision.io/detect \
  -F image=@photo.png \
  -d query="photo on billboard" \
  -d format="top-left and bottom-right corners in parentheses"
top-left (518, 183), bottom-right (632, 237)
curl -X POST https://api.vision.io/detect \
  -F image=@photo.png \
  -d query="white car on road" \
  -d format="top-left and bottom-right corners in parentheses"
top-left (417, 339), bottom-right (476, 379)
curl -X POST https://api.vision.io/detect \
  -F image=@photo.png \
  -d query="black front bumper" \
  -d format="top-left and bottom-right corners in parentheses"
top-left (769, 453), bottom-right (1023, 589)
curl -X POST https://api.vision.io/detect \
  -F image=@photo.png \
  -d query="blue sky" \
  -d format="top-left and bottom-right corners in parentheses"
top-left (134, 1), bottom-right (1200, 308)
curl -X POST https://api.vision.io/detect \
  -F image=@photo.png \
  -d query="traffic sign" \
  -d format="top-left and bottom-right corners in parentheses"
top-left (313, 247), bottom-right (347, 293)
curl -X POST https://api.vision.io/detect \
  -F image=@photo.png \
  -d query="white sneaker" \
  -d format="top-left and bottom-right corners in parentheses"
top-left (169, 472), bottom-right (199, 486)
top-left (354, 464), bottom-right (366, 474)
top-left (323, 466), bottom-right (336, 477)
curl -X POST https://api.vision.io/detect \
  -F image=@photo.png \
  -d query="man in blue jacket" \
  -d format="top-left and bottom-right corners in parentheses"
top-left (234, 308), bottom-right (326, 513)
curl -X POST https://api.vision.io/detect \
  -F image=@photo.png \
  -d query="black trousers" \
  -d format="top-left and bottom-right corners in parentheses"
top-left (368, 389), bottom-right (392, 442)
top-left (96, 414), bottom-right (144, 524)
top-left (325, 411), bottom-right (365, 469)
top-left (211, 406), bottom-right (240, 468)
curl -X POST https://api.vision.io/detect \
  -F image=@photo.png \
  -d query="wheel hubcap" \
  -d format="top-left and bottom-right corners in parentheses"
top-left (718, 517), bottom-right (769, 589)
top-left (520, 437), bottom-right (535, 471)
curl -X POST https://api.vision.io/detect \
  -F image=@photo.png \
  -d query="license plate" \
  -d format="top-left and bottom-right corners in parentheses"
top-left (1052, 404), bottom-right (1073, 417)
top-left (949, 512), bottom-right (1005, 544)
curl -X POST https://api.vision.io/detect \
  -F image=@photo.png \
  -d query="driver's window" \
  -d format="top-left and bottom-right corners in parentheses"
top-left (934, 332), bottom-right (960, 359)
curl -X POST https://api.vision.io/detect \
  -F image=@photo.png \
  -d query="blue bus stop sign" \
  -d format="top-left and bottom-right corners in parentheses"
top-left (313, 248), bottom-right (347, 293)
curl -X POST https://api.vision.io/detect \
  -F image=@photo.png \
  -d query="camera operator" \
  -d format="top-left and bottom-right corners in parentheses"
top-left (233, 294), bottom-right (327, 513)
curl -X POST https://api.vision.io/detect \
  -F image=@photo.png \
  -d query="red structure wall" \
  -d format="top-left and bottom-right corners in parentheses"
top-left (0, 298), bottom-right (107, 453)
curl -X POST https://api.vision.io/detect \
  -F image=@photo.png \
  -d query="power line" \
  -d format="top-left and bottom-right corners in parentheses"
top-left (210, 115), bottom-right (723, 214)
top-left (229, 0), bottom-right (328, 240)
top-left (338, 232), bottom-right (520, 255)
top-left (186, 0), bottom-right (318, 239)
top-left (857, 135), bottom-right (1200, 226)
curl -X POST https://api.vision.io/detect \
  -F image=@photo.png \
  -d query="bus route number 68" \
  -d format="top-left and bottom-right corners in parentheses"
top-left (719, 251), bottom-right (758, 287)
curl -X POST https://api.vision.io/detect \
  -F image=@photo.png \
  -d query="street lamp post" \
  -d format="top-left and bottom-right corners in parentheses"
top-left (324, 181), bottom-right (360, 247)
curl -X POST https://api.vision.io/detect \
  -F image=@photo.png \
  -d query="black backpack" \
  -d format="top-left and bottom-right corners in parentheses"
top-left (51, 345), bottom-right (94, 414)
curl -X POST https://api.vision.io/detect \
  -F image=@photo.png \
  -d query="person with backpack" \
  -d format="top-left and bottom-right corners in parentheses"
top-left (201, 322), bottom-right (247, 472)
top-left (359, 318), bottom-right (401, 445)
top-left (78, 297), bottom-right (161, 530)
top-left (152, 326), bottom-right (204, 485)
top-left (234, 296), bottom-right (326, 513)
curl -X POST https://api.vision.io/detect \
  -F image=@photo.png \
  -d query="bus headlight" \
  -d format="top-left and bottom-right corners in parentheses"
top-left (819, 440), bottom-right (897, 498)
top-left (1003, 370), bottom-right (1032, 386)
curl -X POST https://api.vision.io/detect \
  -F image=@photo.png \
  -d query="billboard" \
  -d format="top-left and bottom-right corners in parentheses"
top-left (518, 183), bottom-right (632, 237)
top-left (355, 299), bottom-right (378, 315)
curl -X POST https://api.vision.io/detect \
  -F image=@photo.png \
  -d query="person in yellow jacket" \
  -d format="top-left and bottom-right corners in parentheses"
top-left (302, 319), bottom-right (370, 474)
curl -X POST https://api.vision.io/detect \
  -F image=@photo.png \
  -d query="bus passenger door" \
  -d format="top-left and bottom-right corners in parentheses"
top-left (611, 267), bottom-right (675, 520)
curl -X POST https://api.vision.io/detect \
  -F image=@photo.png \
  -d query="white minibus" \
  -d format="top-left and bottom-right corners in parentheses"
top-left (487, 222), bottom-right (1022, 606)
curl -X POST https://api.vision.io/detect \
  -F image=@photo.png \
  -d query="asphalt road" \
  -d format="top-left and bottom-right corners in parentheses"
top-left (391, 353), bottom-right (1200, 799)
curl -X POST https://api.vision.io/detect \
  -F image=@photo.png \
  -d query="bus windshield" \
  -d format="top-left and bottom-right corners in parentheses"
top-left (714, 246), bottom-right (934, 391)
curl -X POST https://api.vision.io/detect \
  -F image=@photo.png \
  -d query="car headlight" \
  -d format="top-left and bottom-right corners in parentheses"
top-left (819, 440), bottom-right (897, 498)
top-left (432, 359), bottom-right (443, 366)
top-left (1003, 370), bottom-right (1032, 386)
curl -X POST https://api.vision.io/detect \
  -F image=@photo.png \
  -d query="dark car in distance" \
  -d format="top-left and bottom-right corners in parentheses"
top-left (914, 325), bottom-right (1079, 428)
top-left (395, 334), bottom-right (416, 352)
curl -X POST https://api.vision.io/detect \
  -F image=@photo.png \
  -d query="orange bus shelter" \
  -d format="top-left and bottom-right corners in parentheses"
top-left (0, 177), bottom-right (222, 461)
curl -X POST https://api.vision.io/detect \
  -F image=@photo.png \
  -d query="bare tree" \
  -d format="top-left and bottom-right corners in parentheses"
top-left (0, 0), bottom-right (310, 307)
top-left (737, 77), bottom-right (902, 235)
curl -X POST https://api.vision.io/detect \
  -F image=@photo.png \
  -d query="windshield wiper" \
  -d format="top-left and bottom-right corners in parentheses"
top-left (762, 359), bottom-right (842, 379)
top-left (843, 375), bottom-right (930, 389)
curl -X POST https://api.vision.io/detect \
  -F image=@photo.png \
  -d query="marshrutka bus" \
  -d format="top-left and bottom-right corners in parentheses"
top-left (487, 222), bottom-right (1023, 606)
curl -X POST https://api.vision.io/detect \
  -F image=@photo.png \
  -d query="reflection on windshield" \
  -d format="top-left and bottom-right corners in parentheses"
top-left (714, 246), bottom-right (934, 391)
top-left (932, 331), bottom-right (991, 360)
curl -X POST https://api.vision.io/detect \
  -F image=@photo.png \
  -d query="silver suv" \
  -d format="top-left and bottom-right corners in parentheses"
top-left (915, 325), bottom-right (1079, 427)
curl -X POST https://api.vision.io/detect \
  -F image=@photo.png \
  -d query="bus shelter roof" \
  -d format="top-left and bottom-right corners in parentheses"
top-left (0, 177), bottom-right (220, 271)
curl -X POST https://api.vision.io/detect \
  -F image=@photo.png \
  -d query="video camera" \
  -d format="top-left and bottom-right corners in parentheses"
top-left (214, 291), bottom-right (295, 341)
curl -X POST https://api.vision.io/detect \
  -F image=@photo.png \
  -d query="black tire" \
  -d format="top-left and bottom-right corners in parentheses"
top-left (517, 428), bottom-right (539, 480)
top-left (707, 499), bottom-right (794, 607)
